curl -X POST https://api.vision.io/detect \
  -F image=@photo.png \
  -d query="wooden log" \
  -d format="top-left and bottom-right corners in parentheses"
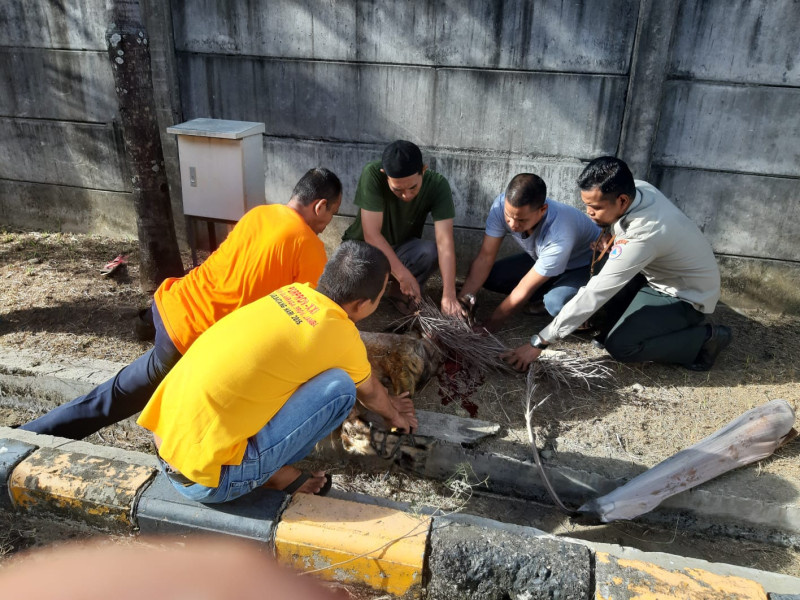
top-left (579, 399), bottom-right (797, 522)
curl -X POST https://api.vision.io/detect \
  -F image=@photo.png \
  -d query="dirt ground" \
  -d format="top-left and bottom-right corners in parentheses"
top-left (1, 228), bottom-right (799, 577)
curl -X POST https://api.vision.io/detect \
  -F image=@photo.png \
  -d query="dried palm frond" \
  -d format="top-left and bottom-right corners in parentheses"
top-left (534, 353), bottom-right (616, 391)
top-left (522, 361), bottom-right (616, 515)
top-left (523, 372), bottom-right (579, 515)
top-left (391, 296), bottom-right (514, 374)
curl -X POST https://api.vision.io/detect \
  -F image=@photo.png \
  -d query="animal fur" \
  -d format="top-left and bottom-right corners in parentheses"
top-left (359, 331), bottom-right (441, 396)
top-left (325, 331), bottom-right (442, 456)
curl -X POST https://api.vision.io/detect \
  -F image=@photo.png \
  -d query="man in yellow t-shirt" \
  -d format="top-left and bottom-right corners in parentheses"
top-left (22, 168), bottom-right (343, 440)
top-left (139, 241), bottom-right (417, 501)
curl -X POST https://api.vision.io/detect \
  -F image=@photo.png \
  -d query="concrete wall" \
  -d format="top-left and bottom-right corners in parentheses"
top-left (0, 0), bottom-right (798, 311)
top-left (0, 1), bottom-right (137, 237)
top-left (171, 0), bottom-right (638, 274)
top-left (0, 0), bottom-right (185, 240)
top-left (171, 0), bottom-right (636, 217)
top-left (649, 0), bottom-right (800, 312)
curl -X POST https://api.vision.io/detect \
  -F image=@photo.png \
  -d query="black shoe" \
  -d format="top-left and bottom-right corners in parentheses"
top-left (686, 325), bottom-right (732, 371)
top-left (134, 307), bottom-right (156, 341)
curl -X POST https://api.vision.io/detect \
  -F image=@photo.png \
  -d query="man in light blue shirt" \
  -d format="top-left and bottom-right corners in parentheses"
top-left (459, 173), bottom-right (600, 331)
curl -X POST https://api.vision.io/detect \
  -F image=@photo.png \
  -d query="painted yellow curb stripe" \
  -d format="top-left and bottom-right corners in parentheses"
top-left (275, 494), bottom-right (430, 597)
top-left (9, 447), bottom-right (155, 531)
top-left (595, 551), bottom-right (767, 600)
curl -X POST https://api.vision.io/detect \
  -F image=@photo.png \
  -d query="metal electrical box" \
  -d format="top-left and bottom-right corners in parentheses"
top-left (167, 118), bottom-right (266, 222)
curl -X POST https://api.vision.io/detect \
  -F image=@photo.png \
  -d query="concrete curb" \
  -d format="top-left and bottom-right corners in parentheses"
top-left (3, 347), bottom-right (799, 549)
top-left (1, 428), bottom-right (799, 599)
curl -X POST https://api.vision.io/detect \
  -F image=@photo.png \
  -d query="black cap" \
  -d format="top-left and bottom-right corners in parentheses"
top-left (381, 140), bottom-right (423, 178)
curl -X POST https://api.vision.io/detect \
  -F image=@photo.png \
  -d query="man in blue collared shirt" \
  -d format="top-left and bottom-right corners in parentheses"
top-left (459, 173), bottom-right (600, 332)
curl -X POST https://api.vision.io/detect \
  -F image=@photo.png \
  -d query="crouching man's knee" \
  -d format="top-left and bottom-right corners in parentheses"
top-left (602, 333), bottom-right (643, 363)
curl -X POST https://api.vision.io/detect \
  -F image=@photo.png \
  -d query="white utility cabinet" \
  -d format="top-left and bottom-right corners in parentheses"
top-left (167, 118), bottom-right (266, 222)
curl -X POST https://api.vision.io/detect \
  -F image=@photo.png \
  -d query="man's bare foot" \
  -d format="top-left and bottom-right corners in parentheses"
top-left (262, 465), bottom-right (330, 495)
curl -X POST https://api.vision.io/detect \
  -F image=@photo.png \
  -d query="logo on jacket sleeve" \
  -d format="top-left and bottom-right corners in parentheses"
top-left (609, 239), bottom-right (628, 259)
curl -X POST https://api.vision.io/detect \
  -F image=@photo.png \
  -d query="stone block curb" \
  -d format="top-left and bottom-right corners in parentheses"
top-left (0, 438), bottom-right (36, 511)
top-left (2, 430), bottom-right (799, 598)
top-left (8, 445), bottom-right (155, 533)
top-left (427, 517), bottom-right (592, 599)
top-left (136, 471), bottom-right (289, 541)
top-left (595, 551), bottom-right (769, 600)
top-left (276, 493), bottom-right (430, 597)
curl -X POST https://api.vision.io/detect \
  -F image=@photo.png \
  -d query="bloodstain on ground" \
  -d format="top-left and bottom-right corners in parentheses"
top-left (437, 356), bottom-right (485, 418)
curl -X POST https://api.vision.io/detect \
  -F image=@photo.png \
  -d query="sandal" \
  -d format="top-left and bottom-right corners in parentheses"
top-left (100, 254), bottom-right (128, 277)
top-left (283, 472), bottom-right (332, 496)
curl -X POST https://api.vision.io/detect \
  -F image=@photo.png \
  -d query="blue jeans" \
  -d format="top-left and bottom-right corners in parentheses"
top-left (20, 305), bottom-right (182, 439)
top-left (393, 238), bottom-right (438, 286)
top-left (483, 253), bottom-right (592, 316)
top-left (163, 369), bottom-right (356, 503)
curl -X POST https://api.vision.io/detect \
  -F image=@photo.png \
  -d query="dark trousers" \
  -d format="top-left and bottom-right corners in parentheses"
top-left (20, 305), bottom-right (182, 439)
top-left (484, 253), bottom-right (592, 317)
top-left (599, 275), bottom-right (707, 366)
top-left (393, 238), bottom-right (438, 286)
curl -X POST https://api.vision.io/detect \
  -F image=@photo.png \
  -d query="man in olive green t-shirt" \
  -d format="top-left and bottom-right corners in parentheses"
top-left (342, 140), bottom-right (463, 317)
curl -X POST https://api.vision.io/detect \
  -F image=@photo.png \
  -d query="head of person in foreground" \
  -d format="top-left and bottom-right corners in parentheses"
top-left (318, 240), bottom-right (391, 321)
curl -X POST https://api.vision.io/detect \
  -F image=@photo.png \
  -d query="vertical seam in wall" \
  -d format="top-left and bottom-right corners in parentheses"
top-left (616, 0), bottom-right (646, 158)
top-left (617, 0), bottom-right (681, 181)
top-left (641, 3), bottom-right (681, 181)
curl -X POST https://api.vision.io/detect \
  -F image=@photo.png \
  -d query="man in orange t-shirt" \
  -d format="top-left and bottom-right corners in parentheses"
top-left (139, 242), bottom-right (417, 501)
top-left (22, 168), bottom-right (342, 439)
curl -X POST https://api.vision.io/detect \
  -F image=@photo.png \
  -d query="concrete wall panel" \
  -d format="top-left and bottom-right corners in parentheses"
top-left (179, 55), bottom-right (625, 156)
top-left (431, 70), bottom-right (626, 157)
top-left (262, 139), bottom-right (370, 215)
top-left (0, 118), bottom-right (129, 192)
top-left (654, 82), bottom-right (800, 177)
top-left (0, 180), bottom-right (136, 238)
top-left (401, 0), bottom-right (636, 73)
top-left (172, 0), bottom-right (356, 60)
top-left (0, 49), bottom-right (116, 121)
top-left (717, 255), bottom-right (800, 314)
top-left (670, 0), bottom-right (800, 86)
top-left (431, 153), bottom-right (587, 226)
top-left (177, 55), bottom-right (436, 145)
top-left (262, 137), bottom-right (586, 230)
top-left (0, 0), bottom-right (110, 50)
top-left (617, 0), bottom-right (680, 179)
top-left (650, 166), bottom-right (800, 262)
top-left (173, 0), bottom-right (637, 73)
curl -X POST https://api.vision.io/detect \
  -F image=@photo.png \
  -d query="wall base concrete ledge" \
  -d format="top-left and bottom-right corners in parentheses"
top-left (1, 429), bottom-right (799, 598)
